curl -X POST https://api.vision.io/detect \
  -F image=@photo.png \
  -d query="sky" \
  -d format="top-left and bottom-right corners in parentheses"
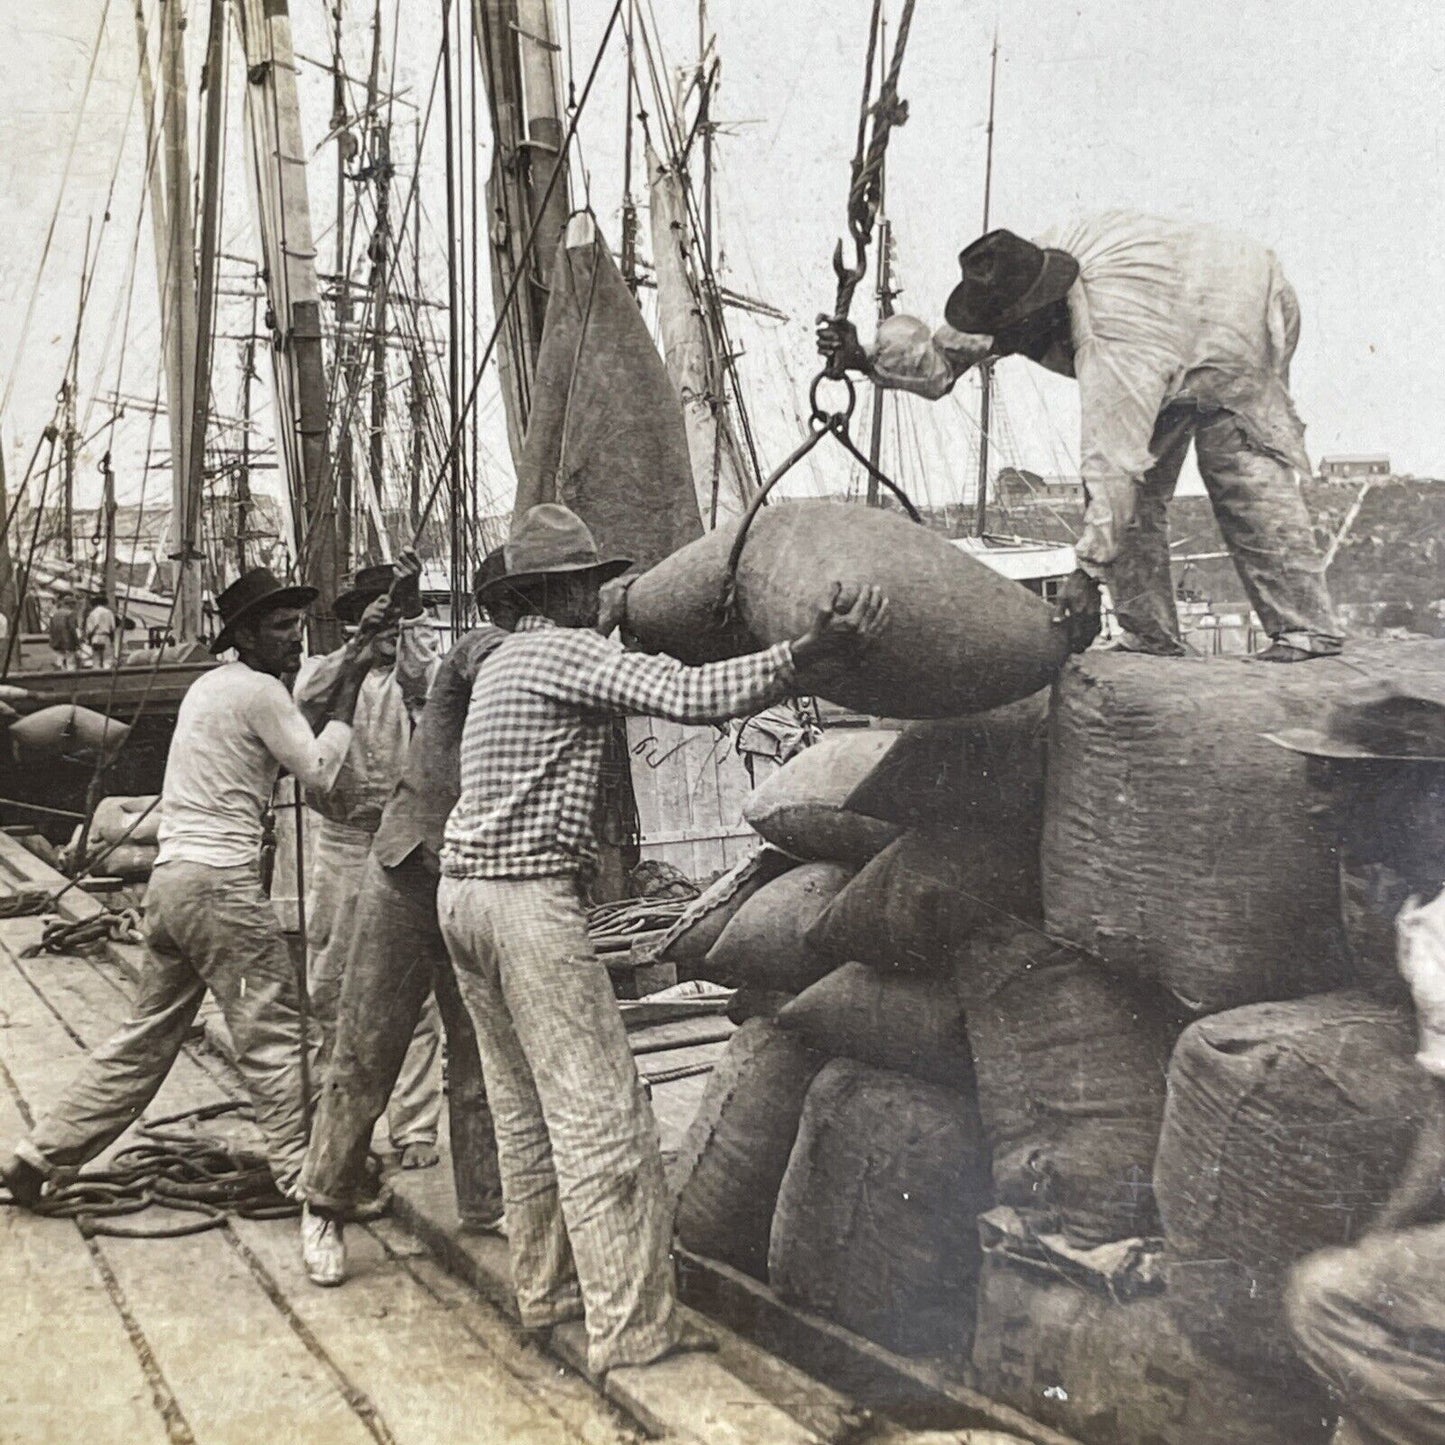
top-left (3, 0), bottom-right (1443, 529)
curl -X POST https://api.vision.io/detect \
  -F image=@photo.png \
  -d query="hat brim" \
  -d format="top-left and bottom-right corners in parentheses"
top-left (211, 584), bottom-right (319, 655)
top-left (477, 556), bottom-right (633, 605)
top-left (1263, 727), bottom-right (1445, 764)
top-left (944, 246), bottom-right (1080, 335)
top-left (334, 585), bottom-right (389, 626)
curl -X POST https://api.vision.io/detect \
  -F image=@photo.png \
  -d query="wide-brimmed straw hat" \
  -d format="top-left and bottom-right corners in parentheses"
top-left (477, 504), bottom-right (631, 605)
top-left (1266, 678), bottom-right (1445, 763)
top-left (211, 568), bottom-right (317, 655)
top-left (944, 228), bottom-right (1080, 336)
top-left (334, 564), bottom-right (396, 625)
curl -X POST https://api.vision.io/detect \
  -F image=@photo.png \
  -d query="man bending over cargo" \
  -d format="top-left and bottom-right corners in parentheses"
top-left (819, 212), bottom-right (1343, 663)
top-left (436, 503), bottom-right (887, 1376)
top-left (1269, 680), bottom-right (1445, 1443)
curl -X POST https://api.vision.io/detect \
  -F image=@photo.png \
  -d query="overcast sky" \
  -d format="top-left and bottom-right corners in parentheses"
top-left (3, 0), bottom-right (1443, 524)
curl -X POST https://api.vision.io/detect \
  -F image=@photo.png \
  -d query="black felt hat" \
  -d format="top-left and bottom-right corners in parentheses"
top-left (211, 569), bottom-right (318, 655)
top-left (1266, 678), bottom-right (1445, 764)
top-left (334, 564), bottom-right (397, 625)
top-left (944, 228), bottom-right (1080, 335)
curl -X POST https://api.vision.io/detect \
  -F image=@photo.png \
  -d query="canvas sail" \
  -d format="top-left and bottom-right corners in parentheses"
top-left (647, 142), bottom-right (752, 528)
top-left (513, 212), bottom-right (703, 569)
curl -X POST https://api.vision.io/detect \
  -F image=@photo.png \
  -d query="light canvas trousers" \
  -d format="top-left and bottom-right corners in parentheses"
top-left (17, 861), bottom-right (317, 1194)
top-left (437, 873), bottom-right (680, 1375)
top-left (1288, 1224), bottom-right (1445, 1445)
top-left (306, 820), bottom-right (443, 1149)
top-left (1105, 405), bottom-right (1343, 655)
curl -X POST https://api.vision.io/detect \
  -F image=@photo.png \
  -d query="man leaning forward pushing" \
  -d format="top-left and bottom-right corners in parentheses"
top-left (437, 504), bottom-right (887, 1375)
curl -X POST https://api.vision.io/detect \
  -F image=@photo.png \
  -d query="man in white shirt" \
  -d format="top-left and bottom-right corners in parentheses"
top-left (85, 595), bottom-right (119, 668)
top-left (293, 551), bottom-right (447, 1175)
top-left (0, 569), bottom-right (376, 1247)
top-left (819, 212), bottom-right (1344, 663)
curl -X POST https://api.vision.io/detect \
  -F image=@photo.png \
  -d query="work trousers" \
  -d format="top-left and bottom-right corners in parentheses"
top-left (306, 820), bottom-right (443, 1150)
top-left (301, 851), bottom-right (500, 1223)
top-left (1287, 1224), bottom-right (1445, 1445)
top-left (17, 861), bottom-right (317, 1195)
top-left (437, 874), bottom-right (679, 1375)
top-left (1105, 405), bottom-right (1342, 655)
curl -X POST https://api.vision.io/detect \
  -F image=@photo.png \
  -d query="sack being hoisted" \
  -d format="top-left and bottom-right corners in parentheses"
top-left (626, 501), bottom-right (1070, 718)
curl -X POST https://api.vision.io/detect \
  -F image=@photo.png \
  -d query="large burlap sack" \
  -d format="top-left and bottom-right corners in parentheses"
top-left (11, 705), bottom-right (130, 764)
top-left (957, 928), bottom-right (1172, 1246)
top-left (970, 1248), bottom-right (1329, 1445)
top-left (651, 848), bottom-right (794, 967)
top-left (844, 693), bottom-right (1048, 836)
top-left (88, 795), bottom-right (161, 849)
top-left (703, 861), bottom-right (853, 993)
top-left (1041, 644), bottom-right (1445, 1013)
top-left (627, 500), bottom-right (1070, 718)
top-left (671, 1019), bottom-right (829, 1279)
top-left (769, 1058), bottom-right (990, 1356)
top-left (808, 827), bottom-right (1041, 974)
top-left (776, 963), bottom-right (975, 1091)
top-left (1155, 991), bottom-right (1438, 1378)
top-left (741, 731), bottom-right (900, 865)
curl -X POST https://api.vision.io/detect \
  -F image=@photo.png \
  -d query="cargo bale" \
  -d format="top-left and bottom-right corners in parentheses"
top-left (769, 1058), bottom-right (990, 1357)
top-left (651, 848), bottom-right (795, 968)
top-left (11, 705), bottom-right (131, 765)
top-left (1041, 642), bottom-right (1445, 1013)
top-left (844, 693), bottom-right (1048, 836)
top-left (742, 731), bottom-right (900, 865)
top-left (671, 1019), bottom-right (829, 1280)
top-left (958, 928), bottom-right (1172, 1246)
top-left (725, 986), bottom-right (795, 1025)
top-left (970, 1248), bottom-right (1330, 1445)
top-left (703, 861), bottom-right (854, 993)
top-left (626, 500), bottom-right (1069, 718)
top-left (776, 963), bottom-right (975, 1091)
top-left (1155, 991), bottom-right (1437, 1378)
top-left (808, 827), bottom-right (1041, 975)
top-left (88, 795), bottom-right (162, 849)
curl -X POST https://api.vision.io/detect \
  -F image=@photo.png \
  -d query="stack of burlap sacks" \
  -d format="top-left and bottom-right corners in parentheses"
top-left (663, 636), bottom-right (1445, 1445)
top-left (63, 794), bottom-right (161, 879)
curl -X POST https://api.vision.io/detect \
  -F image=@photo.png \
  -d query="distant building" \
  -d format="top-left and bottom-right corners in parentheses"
top-left (1319, 454), bottom-right (1390, 481)
top-left (993, 467), bottom-right (1085, 508)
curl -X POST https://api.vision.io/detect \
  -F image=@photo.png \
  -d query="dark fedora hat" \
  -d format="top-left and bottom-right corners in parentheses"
top-left (211, 568), bottom-right (318, 655)
top-left (472, 546), bottom-right (507, 600)
top-left (334, 563), bottom-right (396, 625)
top-left (944, 228), bottom-right (1080, 336)
top-left (477, 504), bottom-right (631, 605)
top-left (1266, 677), bottom-right (1445, 764)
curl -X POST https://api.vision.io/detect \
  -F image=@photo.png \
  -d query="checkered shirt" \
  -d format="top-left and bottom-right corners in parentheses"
top-left (441, 616), bottom-right (797, 881)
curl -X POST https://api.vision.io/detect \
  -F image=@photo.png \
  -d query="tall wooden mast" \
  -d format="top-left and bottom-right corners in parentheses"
top-left (973, 30), bottom-right (999, 538)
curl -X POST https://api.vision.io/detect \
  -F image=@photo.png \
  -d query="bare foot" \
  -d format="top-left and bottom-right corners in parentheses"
top-left (399, 1142), bottom-right (440, 1170)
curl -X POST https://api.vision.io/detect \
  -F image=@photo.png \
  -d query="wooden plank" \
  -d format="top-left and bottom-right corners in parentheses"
top-left (0, 1084), bottom-right (177, 1445)
top-left (0, 829), bottom-right (104, 922)
top-left (676, 1250), bottom-right (1081, 1445)
top-left (230, 1216), bottom-right (627, 1445)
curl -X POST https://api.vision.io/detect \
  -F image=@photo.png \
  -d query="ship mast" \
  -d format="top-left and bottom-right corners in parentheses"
top-left (972, 29), bottom-right (999, 538)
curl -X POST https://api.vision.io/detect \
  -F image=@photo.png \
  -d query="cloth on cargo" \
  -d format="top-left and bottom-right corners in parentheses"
top-left (651, 848), bottom-right (795, 967)
top-left (512, 215), bottom-right (702, 570)
top-left (1155, 991), bottom-right (1439, 1378)
top-left (741, 730), bottom-right (900, 864)
top-left (1287, 1223), bottom-right (1445, 1445)
top-left (769, 1058), bottom-right (990, 1357)
top-left (437, 873), bottom-right (679, 1375)
top-left (957, 928), bottom-right (1171, 1246)
top-left (810, 826), bottom-right (1041, 976)
top-left (970, 1244), bottom-right (1331, 1445)
top-left (843, 694), bottom-right (1048, 835)
top-left (301, 852), bottom-right (500, 1222)
top-left (17, 861), bottom-right (319, 1197)
top-left (1041, 646), bottom-right (1445, 1012)
top-left (625, 500), bottom-right (1069, 718)
top-left (671, 1019), bottom-right (828, 1279)
top-left (977, 1205), bottom-right (1163, 1298)
top-left (776, 963), bottom-right (975, 1090)
top-left (870, 212), bottom-right (1339, 650)
top-left (704, 861), bottom-right (853, 993)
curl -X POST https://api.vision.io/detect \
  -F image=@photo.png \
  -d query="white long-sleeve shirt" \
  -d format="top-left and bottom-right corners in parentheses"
top-left (869, 211), bottom-right (1312, 571)
top-left (292, 615), bottom-right (442, 833)
top-left (156, 662), bottom-right (353, 869)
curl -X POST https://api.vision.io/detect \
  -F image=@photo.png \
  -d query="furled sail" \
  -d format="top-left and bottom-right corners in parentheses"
top-left (647, 142), bottom-right (753, 528)
top-left (513, 212), bottom-right (703, 569)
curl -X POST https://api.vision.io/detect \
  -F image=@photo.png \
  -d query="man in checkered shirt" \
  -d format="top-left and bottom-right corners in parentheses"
top-left (439, 504), bottom-right (887, 1375)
